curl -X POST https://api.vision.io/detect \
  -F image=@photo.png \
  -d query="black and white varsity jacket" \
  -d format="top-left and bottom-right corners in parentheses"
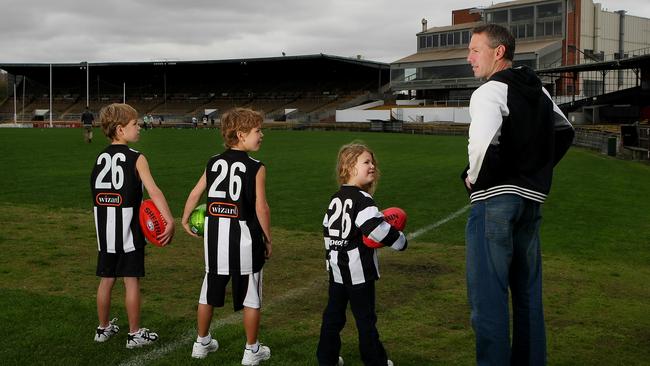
top-left (462, 66), bottom-right (575, 204)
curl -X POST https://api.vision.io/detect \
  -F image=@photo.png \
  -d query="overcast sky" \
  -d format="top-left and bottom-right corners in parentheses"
top-left (1, 0), bottom-right (648, 64)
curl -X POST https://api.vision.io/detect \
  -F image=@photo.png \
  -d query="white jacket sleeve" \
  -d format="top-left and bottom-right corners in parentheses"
top-left (467, 81), bottom-right (509, 184)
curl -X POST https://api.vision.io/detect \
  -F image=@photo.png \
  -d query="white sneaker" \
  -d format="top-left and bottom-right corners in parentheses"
top-left (338, 356), bottom-right (345, 365)
top-left (191, 339), bottom-right (219, 359)
top-left (241, 344), bottom-right (271, 365)
top-left (94, 318), bottom-right (119, 342)
top-left (126, 328), bottom-right (159, 349)
top-left (387, 360), bottom-right (394, 366)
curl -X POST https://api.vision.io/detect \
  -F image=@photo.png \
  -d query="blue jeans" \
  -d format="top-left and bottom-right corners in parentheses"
top-left (466, 194), bottom-right (546, 366)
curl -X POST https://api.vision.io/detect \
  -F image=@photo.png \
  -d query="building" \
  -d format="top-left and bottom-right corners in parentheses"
top-left (0, 54), bottom-right (389, 123)
top-left (391, 0), bottom-right (650, 101)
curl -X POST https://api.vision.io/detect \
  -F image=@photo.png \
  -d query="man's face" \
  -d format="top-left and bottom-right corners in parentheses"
top-left (467, 32), bottom-right (500, 79)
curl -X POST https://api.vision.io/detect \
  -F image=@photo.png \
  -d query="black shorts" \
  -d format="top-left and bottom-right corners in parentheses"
top-left (198, 271), bottom-right (263, 311)
top-left (96, 248), bottom-right (145, 277)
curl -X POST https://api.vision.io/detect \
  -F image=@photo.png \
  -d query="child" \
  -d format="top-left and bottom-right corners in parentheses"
top-left (181, 108), bottom-right (272, 365)
top-left (317, 142), bottom-right (407, 366)
top-left (90, 103), bottom-right (175, 349)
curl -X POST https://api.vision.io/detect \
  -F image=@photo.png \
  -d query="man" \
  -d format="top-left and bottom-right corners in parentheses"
top-left (81, 106), bottom-right (95, 143)
top-left (462, 24), bottom-right (574, 365)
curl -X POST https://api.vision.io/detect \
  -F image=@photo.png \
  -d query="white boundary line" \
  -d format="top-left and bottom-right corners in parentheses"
top-left (407, 205), bottom-right (470, 240)
top-left (118, 279), bottom-right (324, 366)
top-left (119, 206), bottom-right (469, 365)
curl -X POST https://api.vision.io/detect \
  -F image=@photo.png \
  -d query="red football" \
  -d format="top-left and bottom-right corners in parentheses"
top-left (139, 199), bottom-right (167, 247)
top-left (363, 207), bottom-right (407, 248)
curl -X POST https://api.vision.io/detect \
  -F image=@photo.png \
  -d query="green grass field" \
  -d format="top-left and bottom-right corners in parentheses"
top-left (0, 127), bottom-right (649, 365)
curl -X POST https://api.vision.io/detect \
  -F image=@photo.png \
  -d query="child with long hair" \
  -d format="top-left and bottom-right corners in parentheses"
top-left (317, 142), bottom-right (407, 366)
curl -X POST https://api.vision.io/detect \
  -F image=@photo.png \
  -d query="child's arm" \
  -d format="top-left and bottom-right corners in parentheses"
top-left (181, 171), bottom-right (207, 238)
top-left (255, 166), bottom-right (272, 259)
top-left (357, 200), bottom-right (408, 251)
top-left (136, 155), bottom-right (175, 246)
top-left (365, 220), bottom-right (407, 251)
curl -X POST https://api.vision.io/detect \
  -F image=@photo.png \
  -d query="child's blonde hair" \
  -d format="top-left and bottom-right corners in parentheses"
top-left (99, 103), bottom-right (138, 140)
top-left (220, 108), bottom-right (263, 148)
top-left (336, 142), bottom-right (380, 194)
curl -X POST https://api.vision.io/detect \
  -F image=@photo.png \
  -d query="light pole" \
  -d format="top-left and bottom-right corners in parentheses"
top-left (163, 62), bottom-right (167, 115)
top-left (21, 76), bottom-right (25, 122)
top-left (86, 62), bottom-right (89, 107)
top-left (49, 63), bottom-right (52, 127)
top-left (13, 82), bottom-right (16, 123)
top-left (80, 61), bottom-right (89, 107)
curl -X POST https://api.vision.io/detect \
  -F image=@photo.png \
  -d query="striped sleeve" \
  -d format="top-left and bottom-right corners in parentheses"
top-left (355, 192), bottom-right (408, 251)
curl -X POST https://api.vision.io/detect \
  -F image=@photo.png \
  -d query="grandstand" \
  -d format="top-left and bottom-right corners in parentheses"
top-left (536, 52), bottom-right (650, 159)
top-left (0, 54), bottom-right (389, 123)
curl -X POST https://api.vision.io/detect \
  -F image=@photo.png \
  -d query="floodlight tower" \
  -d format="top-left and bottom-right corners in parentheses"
top-left (86, 62), bottom-right (89, 108)
top-left (80, 61), bottom-right (89, 108)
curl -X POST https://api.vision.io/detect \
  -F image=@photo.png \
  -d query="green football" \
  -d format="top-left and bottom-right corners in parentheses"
top-left (189, 204), bottom-right (207, 236)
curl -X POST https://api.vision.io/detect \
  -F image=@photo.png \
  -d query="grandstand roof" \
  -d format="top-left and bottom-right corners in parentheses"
top-left (0, 54), bottom-right (390, 97)
top-left (417, 21), bottom-right (484, 35)
top-left (536, 53), bottom-right (650, 74)
top-left (485, 0), bottom-right (548, 10)
top-left (393, 38), bottom-right (561, 64)
top-left (0, 54), bottom-right (387, 74)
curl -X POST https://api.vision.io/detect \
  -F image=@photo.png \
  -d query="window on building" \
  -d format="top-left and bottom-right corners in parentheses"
top-left (545, 21), bottom-right (554, 36)
top-left (537, 2), bottom-right (561, 18)
top-left (511, 6), bottom-right (533, 21)
top-left (553, 19), bottom-right (563, 35)
top-left (426, 35), bottom-right (433, 48)
top-left (419, 36), bottom-right (426, 49)
top-left (518, 24), bottom-right (526, 38)
top-left (405, 68), bottom-right (417, 81)
top-left (447, 33), bottom-right (454, 46)
top-left (433, 34), bottom-right (439, 47)
top-left (488, 10), bottom-right (508, 23)
top-left (526, 24), bottom-right (534, 38)
top-left (462, 30), bottom-right (470, 44)
top-left (454, 32), bottom-right (461, 45)
top-left (536, 21), bottom-right (544, 37)
top-left (440, 33), bottom-right (447, 46)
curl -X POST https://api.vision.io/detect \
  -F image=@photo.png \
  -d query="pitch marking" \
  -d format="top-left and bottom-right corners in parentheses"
top-left (119, 206), bottom-right (469, 365)
top-left (407, 205), bottom-right (470, 240)
top-left (118, 278), bottom-right (323, 366)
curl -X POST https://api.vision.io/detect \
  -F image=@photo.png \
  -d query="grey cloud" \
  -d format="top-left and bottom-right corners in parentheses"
top-left (0, 0), bottom-right (648, 64)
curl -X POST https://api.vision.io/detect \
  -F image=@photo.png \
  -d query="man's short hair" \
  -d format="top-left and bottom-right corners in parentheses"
top-left (473, 24), bottom-right (515, 61)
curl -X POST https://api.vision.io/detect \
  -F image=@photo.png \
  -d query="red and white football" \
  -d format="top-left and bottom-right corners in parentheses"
top-left (139, 199), bottom-right (167, 247)
top-left (362, 207), bottom-right (407, 248)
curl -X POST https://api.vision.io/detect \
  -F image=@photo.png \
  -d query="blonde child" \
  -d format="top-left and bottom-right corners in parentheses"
top-left (90, 103), bottom-right (175, 348)
top-left (181, 108), bottom-right (272, 365)
top-left (317, 142), bottom-right (407, 366)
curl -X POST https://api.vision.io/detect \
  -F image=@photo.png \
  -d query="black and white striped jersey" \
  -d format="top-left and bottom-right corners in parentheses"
top-left (204, 149), bottom-right (266, 275)
top-left (90, 144), bottom-right (144, 253)
top-left (322, 185), bottom-right (407, 285)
